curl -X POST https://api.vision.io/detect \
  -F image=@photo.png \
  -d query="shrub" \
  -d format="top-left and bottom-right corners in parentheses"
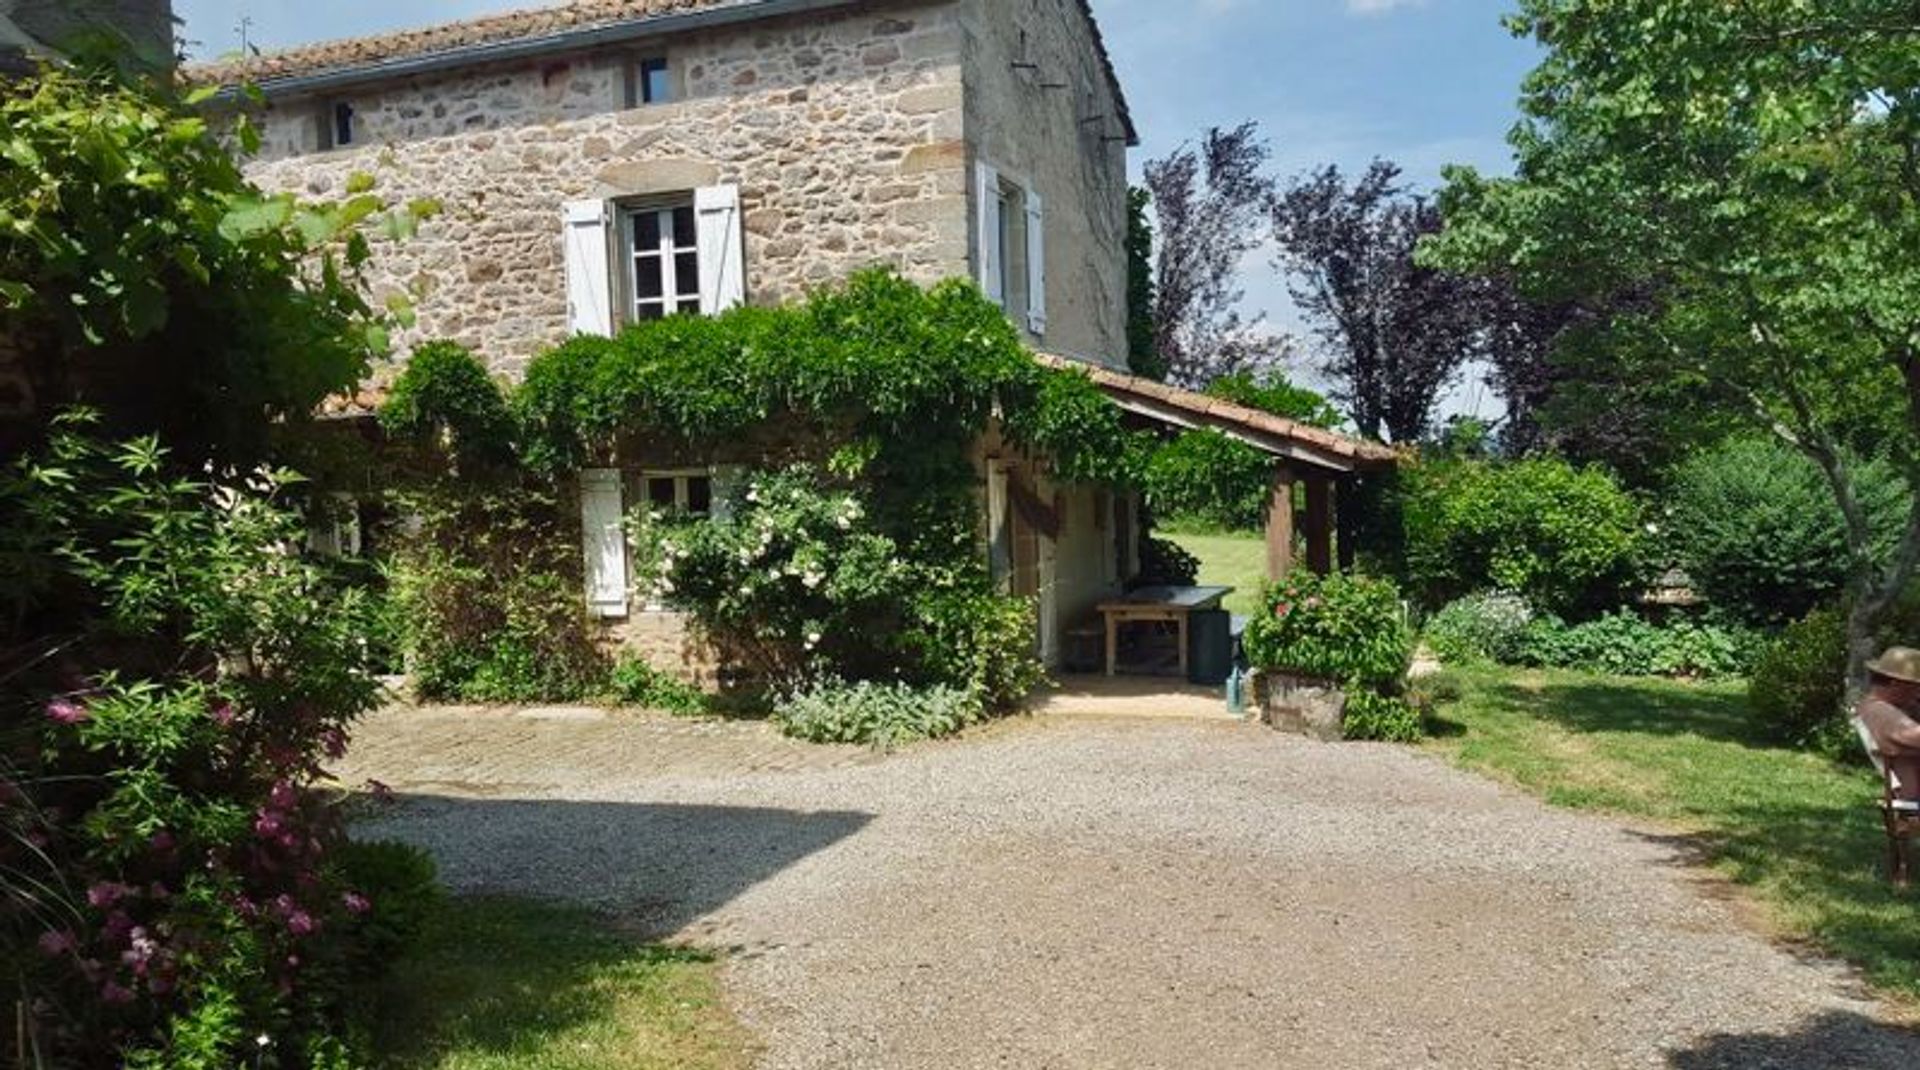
top-left (379, 341), bottom-right (519, 473)
top-left (1422, 592), bottom-right (1535, 667)
top-left (1513, 611), bottom-right (1763, 679)
top-left (1204, 371), bottom-right (1344, 429)
top-left (1136, 533), bottom-right (1201, 586)
top-left (1142, 429), bottom-right (1273, 532)
top-left (1663, 436), bottom-right (1910, 625)
top-left (1747, 606), bottom-right (1850, 751)
top-left (633, 466), bottom-right (1045, 709)
top-left (334, 840), bottom-right (442, 970)
top-left (773, 679), bottom-right (984, 747)
top-left (390, 487), bottom-right (608, 704)
top-left (2, 423), bottom-right (393, 1066)
top-left (906, 592), bottom-right (1047, 711)
top-left (1396, 457), bottom-right (1644, 615)
top-left (607, 655), bottom-right (709, 716)
top-left (1243, 571), bottom-right (1414, 691)
top-left (1342, 690), bottom-right (1425, 742)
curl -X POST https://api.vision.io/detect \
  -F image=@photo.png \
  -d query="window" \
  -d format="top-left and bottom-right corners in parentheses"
top-left (997, 178), bottom-right (1030, 323)
top-left (625, 56), bottom-right (673, 107)
top-left (639, 470), bottom-right (715, 517)
top-left (318, 100), bottom-right (356, 151)
top-left (622, 203), bottom-right (702, 321)
top-left (976, 163), bottom-right (1047, 336)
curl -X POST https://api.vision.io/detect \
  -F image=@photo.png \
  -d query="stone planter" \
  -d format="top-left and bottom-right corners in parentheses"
top-left (1252, 670), bottom-right (1346, 741)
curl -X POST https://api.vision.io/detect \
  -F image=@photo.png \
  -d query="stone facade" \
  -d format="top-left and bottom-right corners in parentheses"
top-left (210, 0), bottom-right (1137, 682)
top-left (236, 1), bottom-right (976, 378)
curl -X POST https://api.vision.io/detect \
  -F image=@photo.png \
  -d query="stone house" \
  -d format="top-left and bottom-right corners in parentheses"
top-left (187, 0), bottom-right (1391, 681)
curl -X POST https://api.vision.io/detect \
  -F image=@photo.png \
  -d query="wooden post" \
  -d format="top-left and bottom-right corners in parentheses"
top-left (1266, 464), bottom-right (1296, 581)
top-left (1304, 474), bottom-right (1334, 575)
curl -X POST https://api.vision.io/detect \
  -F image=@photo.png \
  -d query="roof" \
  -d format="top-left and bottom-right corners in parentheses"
top-left (1035, 354), bottom-right (1398, 474)
top-left (179, 0), bottom-right (1137, 142)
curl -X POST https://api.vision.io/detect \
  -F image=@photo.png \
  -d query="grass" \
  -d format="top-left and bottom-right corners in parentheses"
top-left (372, 897), bottom-right (754, 1070)
top-left (1427, 668), bottom-right (1920, 1004)
top-left (1160, 528), bottom-right (1265, 617)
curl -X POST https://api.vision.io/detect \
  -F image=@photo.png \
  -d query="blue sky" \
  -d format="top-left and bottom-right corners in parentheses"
top-left (174, 0), bottom-right (1539, 414)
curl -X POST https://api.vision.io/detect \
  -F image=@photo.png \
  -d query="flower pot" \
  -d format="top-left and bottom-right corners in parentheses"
top-left (1253, 670), bottom-right (1346, 741)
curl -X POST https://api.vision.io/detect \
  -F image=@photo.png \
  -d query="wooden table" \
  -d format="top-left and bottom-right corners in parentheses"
top-left (1097, 585), bottom-right (1233, 677)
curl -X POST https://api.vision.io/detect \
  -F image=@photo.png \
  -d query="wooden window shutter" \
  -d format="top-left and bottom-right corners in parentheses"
top-left (695, 184), bottom-right (745, 314)
top-left (580, 468), bottom-right (629, 618)
top-left (987, 464), bottom-right (1012, 594)
top-left (1024, 187), bottom-right (1046, 335)
top-left (563, 200), bottom-right (615, 337)
top-left (976, 162), bottom-right (1003, 306)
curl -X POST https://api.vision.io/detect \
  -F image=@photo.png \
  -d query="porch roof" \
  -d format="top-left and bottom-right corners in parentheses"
top-left (1034, 354), bottom-right (1398, 475)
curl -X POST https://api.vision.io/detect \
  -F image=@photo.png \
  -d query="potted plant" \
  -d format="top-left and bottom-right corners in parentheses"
top-left (1242, 570), bottom-right (1413, 740)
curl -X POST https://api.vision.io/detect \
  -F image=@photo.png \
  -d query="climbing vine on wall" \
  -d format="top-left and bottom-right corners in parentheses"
top-left (382, 269), bottom-right (1147, 705)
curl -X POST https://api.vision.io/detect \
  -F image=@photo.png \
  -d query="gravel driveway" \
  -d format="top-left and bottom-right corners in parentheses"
top-left (339, 705), bottom-right (1920, 1069)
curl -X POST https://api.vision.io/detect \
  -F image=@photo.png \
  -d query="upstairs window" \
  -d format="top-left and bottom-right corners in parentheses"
top-left (625, 56), bottom-right (673, 107)
top-left (975, 162), bottom-right (1048, 336)
top-left (622, 202), bottom-right (702, 322)
top-left (318, 100), bottom-right (356, 151)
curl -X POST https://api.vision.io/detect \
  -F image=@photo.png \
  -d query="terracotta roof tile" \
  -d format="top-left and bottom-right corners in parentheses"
top-left (182, 0), bottom-right (749, 87)
top-left (180, 0), bottom-right (1136, 142)
top-left (1034, 353), bottom-right (1398, 469)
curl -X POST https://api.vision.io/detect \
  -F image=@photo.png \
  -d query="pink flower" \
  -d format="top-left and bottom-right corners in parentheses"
top-left (100, 981), bottom-right (135, 1005)
top-left (1274, 603), bottom-right (1292, 618)
top-left (342, 892), bottom-right (371, 915)
top-left (210, 704), bottom-right (237, 727)
top-left (254, 811), bottom-right (285, 839)
top-left (86, 882), bottom-right (130, 909)
top-left (149, 830), bottom-right (175, 854)
top-left (320, 728), bottom-right (348, 760)
top-left (46, 698), bottom-right (87, 725)
top-left (268, 780), bottom-right (299, 810)
top-left (36, 930), bottom-right (73, 957)
top-left (286, 911), bottom-right (317, 936)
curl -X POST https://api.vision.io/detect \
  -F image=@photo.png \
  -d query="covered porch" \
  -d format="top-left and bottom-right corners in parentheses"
top-left (1036, 354), bottom-right (1400, 583)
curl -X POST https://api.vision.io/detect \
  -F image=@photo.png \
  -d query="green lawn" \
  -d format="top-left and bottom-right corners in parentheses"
top-left (1428, 669), bottom-right (1920, 1004)
top-left (372, 897), bottom-right (753, 1070)
top-left (1161, 529), bottom-right (1266, 617)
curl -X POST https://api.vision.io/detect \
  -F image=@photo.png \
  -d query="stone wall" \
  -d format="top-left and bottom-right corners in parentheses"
top-left (238, 0), bottom-right (969, 378)
top-left (960, 0), bottom-right (1131, 369)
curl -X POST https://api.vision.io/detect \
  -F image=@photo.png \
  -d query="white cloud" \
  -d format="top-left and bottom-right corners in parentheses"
top-left (1345, 0), bottom-right (1429, 15)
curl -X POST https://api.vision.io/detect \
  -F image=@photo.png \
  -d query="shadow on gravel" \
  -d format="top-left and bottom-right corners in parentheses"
top-left (1667, 1010), bottom-right (1920, 1069)
top-left (357, 795), bottom-right (873, 936)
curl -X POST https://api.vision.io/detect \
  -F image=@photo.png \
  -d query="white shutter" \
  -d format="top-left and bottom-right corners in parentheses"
top-left (976, 162), bottom-right (1003, 306)
top-left (695, 184), bottom-right (745, 315)
top-left (564, 200), bottom-right (614, 337)
top-left (580, 469), bottom-right (629, 618)
top-left (1024, 187), bottom-right (1047, 335)
top-left (1038, 530), bottom-right (1059, 666)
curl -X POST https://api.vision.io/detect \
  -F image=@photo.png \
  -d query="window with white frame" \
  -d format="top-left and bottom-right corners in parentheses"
top-left (622, 202), bottom-right (703, 321)
top-left (976, 162), bottom-right (1047, 337)
top-left (639, 470), bottom-right (714, 517)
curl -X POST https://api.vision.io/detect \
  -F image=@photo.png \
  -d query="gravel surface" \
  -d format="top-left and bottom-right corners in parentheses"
top-left (340, 706), bottom-right (1920, 1069)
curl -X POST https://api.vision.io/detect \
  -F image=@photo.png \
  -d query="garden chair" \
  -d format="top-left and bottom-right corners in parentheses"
top-left (1855, 717), bottom-right (1920, 887)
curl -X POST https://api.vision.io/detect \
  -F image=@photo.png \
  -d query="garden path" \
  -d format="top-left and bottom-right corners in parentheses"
top-left (338, 705), bottom-right (1920, 1069)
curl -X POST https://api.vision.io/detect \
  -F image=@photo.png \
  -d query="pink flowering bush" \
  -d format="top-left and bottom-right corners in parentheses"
top-left (1243, 570), bottom-right (1414, 693)
top-left (2, 418), bottom-right (420, 1067)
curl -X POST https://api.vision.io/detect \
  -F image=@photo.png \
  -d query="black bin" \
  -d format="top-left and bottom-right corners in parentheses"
top-left (1187, 609), bottom-right (1233, 686)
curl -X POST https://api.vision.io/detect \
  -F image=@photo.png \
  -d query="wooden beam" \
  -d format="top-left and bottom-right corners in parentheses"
top-left (1266, 464), bottom-right (1296, 581)
top-left (1304, 474), bottom-right (1333, 575)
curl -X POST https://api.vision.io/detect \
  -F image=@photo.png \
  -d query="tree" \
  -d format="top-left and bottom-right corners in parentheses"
top-left (1142, 122), bottom-right (1280, 387)
top-left (1270, 160), bottom-right (1486, 444)
top-left (1423, 0), bottom-right (1920, 697)
top-left (1125, 187), bottom-right (1166, 381)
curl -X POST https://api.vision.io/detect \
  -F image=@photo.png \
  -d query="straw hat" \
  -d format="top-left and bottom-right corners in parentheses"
top-left (1868, 647), bottom-right (1920, 685)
